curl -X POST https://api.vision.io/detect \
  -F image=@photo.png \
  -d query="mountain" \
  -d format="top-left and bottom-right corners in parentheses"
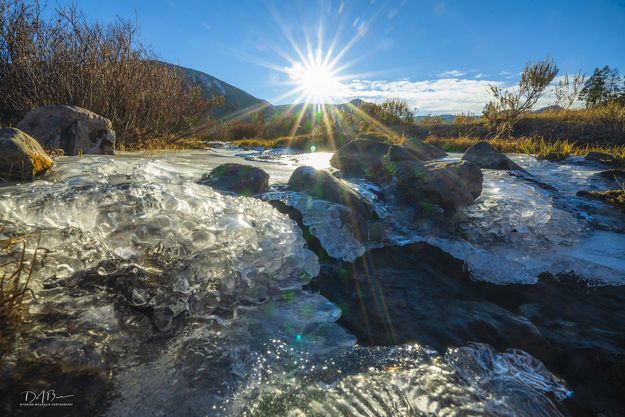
top-left (534, 105), bottom-right (564, 113)
top-left (171, 64), bottom-right (272, 120)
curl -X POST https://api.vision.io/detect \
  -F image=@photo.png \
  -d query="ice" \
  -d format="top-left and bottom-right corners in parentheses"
top-left (1, 156), bottom-right (319, 310)
top-left (228, 342), bottom-right (569, 417)
top-left (446, 343), bottom-right (571, 417)
top-left (262, 191), bottom-right (366, 262)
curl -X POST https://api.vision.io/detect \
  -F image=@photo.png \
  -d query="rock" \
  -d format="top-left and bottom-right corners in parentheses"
top-left (17, 105), bottom-right (116, 155)
top-left (288, 166), bottom-right (377, 219)
top-left (393, 160), bottom-right (483, 212)
top-left (0, 127), bottom-right (53, 179)
top-left (597, 169), bottom-right (625, 183)
top-left (198, 163), bottom-right (269, 196)
top-left (402, 137), bottom-right (447, 160)
top-left (585, 151), bottom-right (614, 163)
top-left (314, 243), bottom-right (625, 417)
top-left (330, 138), bottom-right (447, 179)
top-left (577, 189), bottom-right (625, 211)
top-left (461, 141), bottom-right (525, 171)
top-left (329, 138), bottom-right (391, 177)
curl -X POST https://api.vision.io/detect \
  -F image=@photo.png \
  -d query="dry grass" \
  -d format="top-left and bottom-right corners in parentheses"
top-left (0, 227), bottom-right (40, 359)
top-left (577, 189), bottom-right (625, 211)
top-left (424, 135), bottom-right (625, 165)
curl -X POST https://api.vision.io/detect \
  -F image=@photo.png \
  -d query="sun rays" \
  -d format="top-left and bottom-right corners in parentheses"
top-left (204, 2), bottom-right (404, 155)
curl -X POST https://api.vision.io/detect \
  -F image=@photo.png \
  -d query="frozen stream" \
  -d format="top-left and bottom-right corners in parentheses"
top-left (1, 146), bottom-right (623, 416)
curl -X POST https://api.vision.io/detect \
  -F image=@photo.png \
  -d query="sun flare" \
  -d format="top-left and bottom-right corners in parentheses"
top-left (288, 60), bottom-right (342, 103)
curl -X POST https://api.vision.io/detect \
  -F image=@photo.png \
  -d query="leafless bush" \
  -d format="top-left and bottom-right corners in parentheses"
top-left (555, 72), bottom-right (585, 109)
top-left (483, 58), bottom-right (559, 137)
top-left (0, 0), bottom-right (215, 148)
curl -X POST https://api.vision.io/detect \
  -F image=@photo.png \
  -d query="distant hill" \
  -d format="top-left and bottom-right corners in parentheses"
top-left (169, 63), bottom-right (272, 120)
top-left (415, 114), bottom-right (457, 123)
top-left (534, 105), bottom-right (564, 113)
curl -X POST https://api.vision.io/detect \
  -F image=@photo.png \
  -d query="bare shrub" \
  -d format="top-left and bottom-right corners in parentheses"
top-left (483, 58), bottom-right (559, 137)
top-left (0, 0), bottom-right (216, 148)
top-left (555, 72), bottom-right (585, 109)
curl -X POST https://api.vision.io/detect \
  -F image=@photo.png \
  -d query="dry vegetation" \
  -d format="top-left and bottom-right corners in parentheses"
top-left (0, 226), bottom-right (40, 359)
top-left (0, 0), bottom-right (217, 149)
top-left (423, 135), bottom-right (625, 163)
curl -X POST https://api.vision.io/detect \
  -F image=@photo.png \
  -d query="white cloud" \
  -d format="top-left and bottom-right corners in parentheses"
top-left (474, 73), bottom-right (487, 79)
top-left (335, 77), bottom-right (507, 114)
top-left (438, 69), bottom-right (466, 78)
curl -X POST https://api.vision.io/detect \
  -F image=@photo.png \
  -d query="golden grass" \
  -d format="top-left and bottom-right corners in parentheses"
top-left (424, 135), bottom-right (625, 165)
top-left (0, 228), bottom-right (40, 358)
top-left (27, 152), bottom-right (53, 175)
top-left (577, 189), bottom-right (625, 211)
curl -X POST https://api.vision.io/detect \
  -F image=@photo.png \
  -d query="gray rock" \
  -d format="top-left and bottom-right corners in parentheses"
top-left (17, 105), bottom-right (116, 155)
top-left (461, 141), bottom-right (525, 171)
top-left (402, 137), bottom-right (447, 160)
top-left (288, 166), bottom-right (378, 219)
top-left (597, 169), bottom-right (625, 184)
top-left (0, 127), bottom-right (54, 179)
top-left (329, 138), bottom-right (391, 177)
top-left (394, 160), bottom-right (483, 212)
top-left (585, 151), bottom-right (614, 163)
top-left (198, 163), bottom-right (269, 196)
top-left (330, 137), bottom-right (446, 179)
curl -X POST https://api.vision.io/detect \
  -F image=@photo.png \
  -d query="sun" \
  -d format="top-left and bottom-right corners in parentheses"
top-left (287, 60), bottom-right (342, 104)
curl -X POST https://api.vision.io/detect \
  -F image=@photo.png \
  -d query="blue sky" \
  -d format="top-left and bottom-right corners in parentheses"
top-left (61, 0), bottom-right (625, 113)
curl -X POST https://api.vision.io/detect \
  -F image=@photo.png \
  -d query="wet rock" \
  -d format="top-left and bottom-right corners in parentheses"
top-left (461, 141), bottom-right (525, 171)
top-left (402, 137), bottom-right (447, 160)
top-left (329, 138), bottom-right (391, 177)
top-left (393, 160), bottom-right (483, 212)
top-left (330, 137), bottom-right (446, 179)
top-left (288, 166), bottom-right (378, 219)
top-left (198, 163), bottom-right (269, 196)
top-left (585, 151), bottom-right (614, 163)
top-left (597, 169), bottom-right (625, 183)
top-left (17, 105), bottom-right (116, 155)
top-left (315, 243), bottom-right (625, 417)
top-left (577, 189), bottom-right (625, 211)
top-left (0, 127), bottom-right (54, 179)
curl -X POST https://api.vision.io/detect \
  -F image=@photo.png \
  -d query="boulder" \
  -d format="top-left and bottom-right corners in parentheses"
top-left (461, 141), bottom-right (525, 171)
top-left (330, 138), bottom-right (446, 179)
top-left (402, 137), bottom-right (447, 160)
top-left (17, 105), bottom-right (116, 155)
top-left (198, 163), bottom-right (269, 196)
top-left (0, 128), bottom-right (53, 179)
top-left (597, 169), bottom-right (625, 183)
top-left (329, 138), bottom-right (391, 177)
top-left (393, 160), bottom-right (483, 212)
top-left (585, 151), bottom-right (614, 163)
top-left (288, 166), bottom-right (377, 219)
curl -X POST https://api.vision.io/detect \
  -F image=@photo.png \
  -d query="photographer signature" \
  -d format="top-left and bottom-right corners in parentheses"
top-left (20, 390), bottom-right (74, 407)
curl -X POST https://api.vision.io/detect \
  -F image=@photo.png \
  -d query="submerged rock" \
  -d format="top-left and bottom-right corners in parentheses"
top-left (288, 166), bottom-right (377, 220)
top-left (0, 127), bottom-right (53, 179)
top-left (461, 141), bottom-right (525, 171)
top-left (315, 242), bottom-right (625, 417)
top-left (198, 163), bottom-right (269, 196)
top-left (17, 105), bottom-right (116, 155)
top-left (394, 160), bottom-right (483, 212)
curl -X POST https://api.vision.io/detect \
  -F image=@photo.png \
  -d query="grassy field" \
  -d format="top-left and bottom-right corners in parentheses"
top-left (423, 136), bottom-right (625, 165)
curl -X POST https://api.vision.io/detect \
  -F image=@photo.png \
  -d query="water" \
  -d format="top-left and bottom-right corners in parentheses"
top-left (1, 146), bottom-right (621, 416)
